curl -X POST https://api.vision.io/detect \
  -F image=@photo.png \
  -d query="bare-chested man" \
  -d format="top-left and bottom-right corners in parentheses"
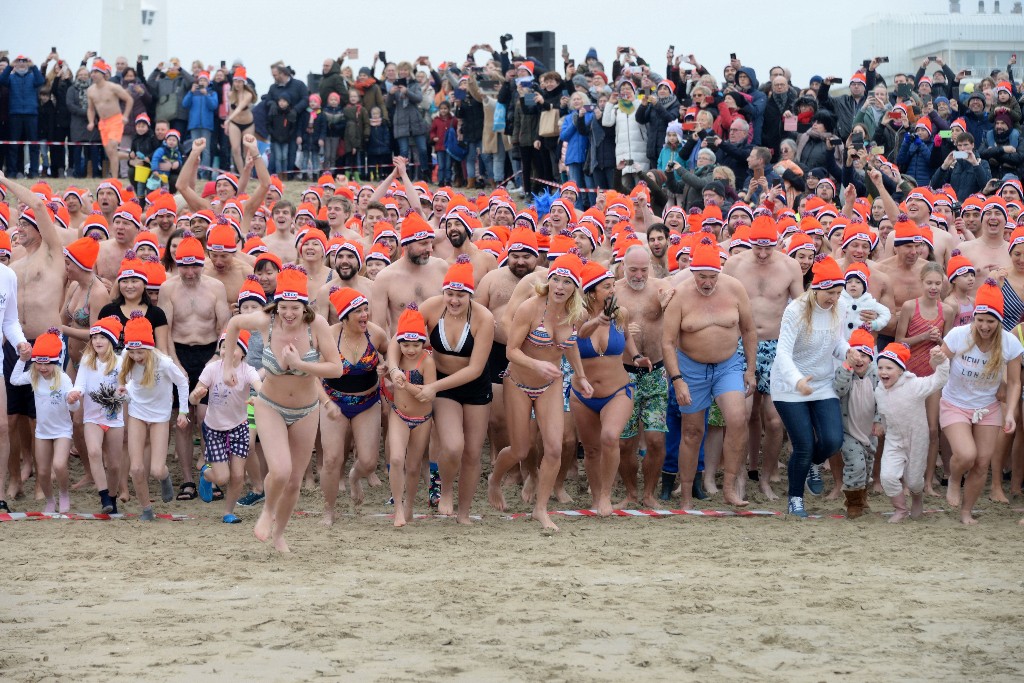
top-left (0, 223), bottom-right (29, 510)
top-left (315, 241), bottom-right (372, 323)
top-left (444, 210), bottom-right (497, 284)
top-left (264, 202), bottom-right (298, 263)
top-left (476, 229), bottom-right (541, 462)
top-left (645, 224), bottom-right (671, 279)
top-left (615, 246), bottom-right (674, 508)
top-left (959, 197), bottom-right (1013, 291)
top-left (722, 218), bottom-right (804, 500)
top-left (662, 236), bottom-right (756, 509)
top-left (95, 202), bottom-right (141, 284)
top-left (370, 213), bottom-right (449, 335)
top-left (160, 233), bottom-right (230, 497)
top-left (86, 60), bottom-right (132, 179)
top-left (1, 174), bottom-right (65, 499)
top-left (872, 173), bottom-right (954, 265)
top-left (876, 219), bottom-right (928, 346)
top-left (325, 194), bottom-right (360, 241)
top-left (204, 221), bottom-right (253, 305)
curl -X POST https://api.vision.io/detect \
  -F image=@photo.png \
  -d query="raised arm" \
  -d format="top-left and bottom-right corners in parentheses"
top-left (0, 171), bottom-right (62, 254)
top-left (175, 137), bottom-right (213, 212)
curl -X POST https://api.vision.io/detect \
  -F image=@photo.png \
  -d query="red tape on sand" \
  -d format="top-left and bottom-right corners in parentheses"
top-left (0, 511), bottom-right (193, 522)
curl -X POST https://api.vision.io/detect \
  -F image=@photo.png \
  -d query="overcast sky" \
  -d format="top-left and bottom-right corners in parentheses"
top-left (3, 0), bottom-right (944, 92)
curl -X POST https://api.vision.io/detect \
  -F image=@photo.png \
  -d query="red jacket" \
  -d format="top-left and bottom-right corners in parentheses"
top-left (429, 114), bottom-right (456, 152)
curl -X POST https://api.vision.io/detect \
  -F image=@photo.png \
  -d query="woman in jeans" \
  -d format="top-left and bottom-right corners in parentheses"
top-left (770, 255), bottom-right (848, 518)
top-left (560, 93), bottom-right (591, 209)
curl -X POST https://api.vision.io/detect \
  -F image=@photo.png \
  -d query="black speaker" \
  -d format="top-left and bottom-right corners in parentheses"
top-left (525, 31), bottom-right (556, 74)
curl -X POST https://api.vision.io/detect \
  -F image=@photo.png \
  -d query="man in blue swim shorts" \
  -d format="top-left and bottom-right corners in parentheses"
top-left (661, 235), bottom-right (756, 509)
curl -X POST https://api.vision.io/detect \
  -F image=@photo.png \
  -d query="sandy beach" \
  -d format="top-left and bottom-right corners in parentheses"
top-left (2, 455), bottom-right (1022, 682)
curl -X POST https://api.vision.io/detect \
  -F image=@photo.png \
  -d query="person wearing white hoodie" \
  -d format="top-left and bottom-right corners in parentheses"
top-left (839, 262), bottom-right (890, 340)
top-left (874, 342), bottom-right (949, 523)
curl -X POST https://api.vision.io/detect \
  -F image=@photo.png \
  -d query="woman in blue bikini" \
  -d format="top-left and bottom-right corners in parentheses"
top-left (487, 252), bottom-right (594, 531)
top-left (571, 260), bottom-right (650, 517)
top-left (222, 265), bottom-right (342, 553)
top-left (316, 287), bottom-right (388, 525)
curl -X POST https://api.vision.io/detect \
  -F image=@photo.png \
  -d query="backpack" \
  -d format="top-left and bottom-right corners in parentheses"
top-left (445, 125), bottom-right (467, 161)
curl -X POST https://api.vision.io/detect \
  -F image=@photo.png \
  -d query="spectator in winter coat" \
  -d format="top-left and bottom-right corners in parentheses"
top-left (582, 94), bottom-right (615, 192)
top-left (265, 62), bottom-right (309, 174)
top-left (713, 117), bottom-right (753, 183)
top-left (897, 117), bottom-right (938, 185)
top-left (0, 54), bottom-right (45, 176)
top-left (342, 89), bottom-right (370, 174)
top-left (366, 106), bottom-right (393, 178)
top-left (635, 79), bottom-right (680, 169)
top-left (989, 83), bottom-right (1022, 127)
top-left (181, 72), bottom-right (219, 177)
top-left (761, 75), bottom-right (800, 159)
top-left (321, 92), bottom-right (346, 170)
top-left (66, 67), bottom-right (102, 178)
top-left (961, 91), bottom-right (993, 143)
top-left (979, 112), bottom-right (1022, 179)
top-left (352, 67), bottom-right (387, 121)
top-left (602, 78), bottom-right (650, 191)
top-left (930, 132), bottom-right (991, 200)
top-left (733, 66), bottom-right (766, 145)
top-left (661, 146), bottom-right (717, 210)
top-left (914, 58), bottom-right (958, 100)
top-left (147, 59), bottom-right (193, 135)
top-left (319, 57), bottom-right (349, 105)
top-left (430, 101), bottom-right (457, 186)
top-left (388, 64), bottom-right (430, 180)
top-left (560, 93), bottom-right (591, 208)
top-left (797, 110), bottom-right (838, 172)
top-left (817, 71), bottom-right (871, 140)
top-left (712, 90), bottom-right (755, 142)
top-left (297, 94), bottom-right (326, 179)
top-left (128, 114), bottom-right (160, 194)
top-left (267, 97), bottom-right (298, 177)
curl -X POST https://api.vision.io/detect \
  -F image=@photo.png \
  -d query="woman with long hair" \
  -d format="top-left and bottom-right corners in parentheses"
top-left (487, 253), bottom-right (593, 531)
top-left (223, 67), bottom-right (257, 173)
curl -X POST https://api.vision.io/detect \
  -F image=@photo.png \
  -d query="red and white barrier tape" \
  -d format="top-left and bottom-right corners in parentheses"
top-left (0, 511), bottom-right (193, 522)
top-left (0, 139), bottom-right (122, 147)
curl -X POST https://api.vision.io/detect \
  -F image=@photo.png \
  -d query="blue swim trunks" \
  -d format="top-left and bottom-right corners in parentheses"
top-left (675, 349), bottom-right (745, 414)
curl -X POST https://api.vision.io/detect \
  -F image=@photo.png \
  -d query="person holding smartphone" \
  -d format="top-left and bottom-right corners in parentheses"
top-left (931, 132), bottom-right (991, 221)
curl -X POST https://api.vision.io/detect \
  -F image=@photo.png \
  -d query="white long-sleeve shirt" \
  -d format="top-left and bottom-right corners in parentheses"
top-left (72, 354), bottom-right (125, 427)
top-left (770, 296), bottom-right (850, 403)
top-left (10, 360), bottom-right (78, 439)
top-left (839, 290), bottom-right (891, 338)
top-left (124, 352), bottom-right (189, 423)
top-left (0, 263), bottom-right (27, 348)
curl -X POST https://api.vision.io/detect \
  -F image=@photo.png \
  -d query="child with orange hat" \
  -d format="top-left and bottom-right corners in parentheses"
top-left (10, 329), bottom-right (78, 513)
top-left (875, 341), bottom-right (949, 523)
top-left (67, 316), bottom-right (125, 514)
top-left (117, 312), bottom-right (190, 521)
top-left (190, 331), bottom-right (262, 523)
top-left (943, 249), bottom-right (976, 329)
top-left (839, 262), bottom-right (891, 340)
top-left (383, 304), bottom-right (436, 527)
top-left (832, 327), bottom-right (882, 519)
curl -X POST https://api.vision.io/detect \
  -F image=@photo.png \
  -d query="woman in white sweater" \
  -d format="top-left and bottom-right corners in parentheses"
top-left (770, 256), bottom-right (849, 517)
top-left (602, 78), bottom-right (648, 191)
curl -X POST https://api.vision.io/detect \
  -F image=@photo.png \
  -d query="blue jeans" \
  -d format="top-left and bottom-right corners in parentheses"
top-left (397, 134), bottom-right (429, 181)
top-left (664, 381), bottom-right (706, 475)
top-left (191, 128), bottom-right (213, 177)
top-left (466, 140), bottom-right (485, 180)
top-left (71, 144), bottom-right (103, 178)
top-left (270, 142), bottom-right (290, 176)
top-left (8, 115), bottom-right (38, 176)
top-left (492, 135), bottom-right (508, 185)
top-left (436, 150), bottom-right (452, 185)
top-left (774, 398), bottom-right (844, 498)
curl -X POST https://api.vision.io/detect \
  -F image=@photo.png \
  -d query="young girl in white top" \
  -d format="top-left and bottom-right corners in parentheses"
top-left (67, 316), bottom-right (125, 514)
top-left (190, 331), bottom-right (261, 524)
top-left (117, 312), bottom-right (190, 521)
top-left (10, 329), bottom-right (79, 513)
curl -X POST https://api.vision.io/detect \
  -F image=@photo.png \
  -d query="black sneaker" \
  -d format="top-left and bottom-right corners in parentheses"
top-left (0, 500), bottom-right (9, 513)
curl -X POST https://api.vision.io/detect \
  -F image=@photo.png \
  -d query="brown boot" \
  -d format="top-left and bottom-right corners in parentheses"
top-left (467, 177), bottom-right (477, 190)
top-left (844, 489), bottom-right (865, 519)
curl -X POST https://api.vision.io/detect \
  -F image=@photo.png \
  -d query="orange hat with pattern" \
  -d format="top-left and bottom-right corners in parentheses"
top-left (946, 249), bottom-right (975, 282)
top-left (974, 278), bottom-right (1004, 321)
top-left (31, 328), bottom-right (63, 364)
top-left (90, 316), bottom-right (123, 346)
top-left (848, 326), bottom-right (876, 360)
top-left (810, 255), bottom-right (844, 290)
top-left (238, 275), bottom-right (268, 307)
top-left (395, 303), bottom-right (428, 342)
top-left (330, 286), bottom-right (369, 320)
top-left (878, 342), bottom-right (911, 370)
top-left (124, 311), bottom-right (155, 350)
top-left (274, 264), bottom-right (309, 304)
top-left (443, 254), bottom-right (475, 295)
top-left (174, 231), bottom-right (206, 266)
top-left (64, 234), bottom-right (102, 271)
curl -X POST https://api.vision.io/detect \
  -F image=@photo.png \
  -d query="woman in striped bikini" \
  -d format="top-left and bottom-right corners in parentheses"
top-left (486, 252), bottom-right (593, 531)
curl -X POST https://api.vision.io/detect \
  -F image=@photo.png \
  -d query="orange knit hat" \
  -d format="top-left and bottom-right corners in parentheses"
top-left (974, 278), bottom-right (1004, 321)
top-left (395, 303), bottom-right (428, 342)
top-left (31, 328), bottom-right (63, 364)
top-left (238, 275), bottom-right (267, 307)
top-left (329, 286), bottom-right (369, 320)
top-left (848, 327), bottom-right (876, 360)
top-left (442, 254), bottom-right (475, 294)
top-left (89, 316), bottom-right (123, 346)
top-left (946, 249), bottom-right (975, 282)
top-left (690, 234), bottom-right (722, 272)
top-left (63, 234), bottom-right (102, 271)
top-left (274, 264), bottom-right (309, 303)
top-left (878, 342), bottom-right (911, 370)
top-left (124, 311), bottom-right (155, 350)
top-left (174, 231), bottom-right (206, 266)
top-left (547, 253), bottom-right (584, 288)
top-left (811, 255), bottom-right (844, 290)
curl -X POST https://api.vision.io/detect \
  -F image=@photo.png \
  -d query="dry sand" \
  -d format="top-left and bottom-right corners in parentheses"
top-left (2, 455), bottom-right (1022, 683)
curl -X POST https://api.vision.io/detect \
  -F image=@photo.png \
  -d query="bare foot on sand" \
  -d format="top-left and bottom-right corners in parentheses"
top-left (596, 498), bottom-right (613, 517)
top-left (990, 488), bottom-right (1010, 504)
top-left (960, 510), bottom-right (978, 525)
top-left (321, 509), bottom-right (335, 527)
top-left (254, 511), bottom-right (272, 542)
top-left (521, 475), bottom-right (536, 504)
top-left (703, 476), bottom-right (719, 496)
top-left (614, 496), bottom-right (637, 510)
top-left (759, 481), bottom-right (779, 501)
top-left (438, 490), bottom-right (454, 516)
top-left (888, 509), bottom-right (910, 523)
top-left (554, 486), bottom-right (572, 504)
top-left (910, 494), bottom-right (924, 520)
top-left (367, 472), bottom-right (382, 487)
top-left (487, 475), bottom-right (507, 512)
top-left (724, 492), bottom-right (749, 507)
top-left (71, 474), bottom-right (94, 491)
top-left (455, 513), bottom-right (474, 526)
top-left (946, 483), bottom-right (962, 509)
top-left (531, 508), bottom-right (559, 531)
top-left (348, 469), bottom-right (364, 507)
top-left (641, 495), bottom-right (661, 509)
top-left (393, 509), bottom-right (407, 528)
top-left (824, 486), bottom-right (842, 501)
top-left (271, 535), bottom-right (290, 553)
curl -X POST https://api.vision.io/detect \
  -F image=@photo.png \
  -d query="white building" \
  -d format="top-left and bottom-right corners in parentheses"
top-left (99, 0), bottom-right (167, 67)
top-left (852, 1), bottom-right (1024, 83)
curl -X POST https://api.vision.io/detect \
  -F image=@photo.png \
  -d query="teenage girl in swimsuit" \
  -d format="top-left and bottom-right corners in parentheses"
top-left (316, 287), bottom-right (387, 525)
top-left (222, 265), bottom-right (342, 552)
top-left (223, 68), bottom-right (257, 175)
top-left (571, 261), bottom-right (650, 517)
top-left (487, 253), bottom-right (593, 532)
top-left (415, 255), bottom-right (496, 523)
top-left (383, 305), bottom-right (436, 528)
top-left (895, 262), bottom-right (954, 498)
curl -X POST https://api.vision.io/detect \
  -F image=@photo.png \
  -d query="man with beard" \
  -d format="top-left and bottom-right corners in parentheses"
top-left (370, 213), bottom-right (449, 335)
top-left (722, 215), bottom-right (804, 500)
top-left (476, 228), bottom-right (540, 463)
top-left (662, 235), bottom-right (756, 509)
top-left (96, 201), bottom-right (142, 284)
top-left (316, 240), bottom-right (372, 323)
top-left (645, 224), bottom-right (671, 278)
top-left (615, 245), bottom-right (674, 508)
top-left (161, 233), bottom-right (231, 500)
top-left (444, 208), bottom-right (497, 284)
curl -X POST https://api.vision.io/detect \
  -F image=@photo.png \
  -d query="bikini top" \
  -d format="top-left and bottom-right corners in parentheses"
top-left (578, 321), bottom-right (626, 360)
top-left (429, 308), bottom-right (474, 359)
top-left (401, 353), bottom-right (426, 386)
top-left (526, 301), bottom-right (577, 350)
top-left (65, 279), bottom-right (94, 327)
top-left (324, 331), bottom-right (379, 393)
top-left (262, 313), bottom-right (320, 376)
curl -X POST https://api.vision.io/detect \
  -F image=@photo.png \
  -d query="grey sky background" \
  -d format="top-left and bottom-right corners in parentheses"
top-left (3, 0), bottom-right (946, 92)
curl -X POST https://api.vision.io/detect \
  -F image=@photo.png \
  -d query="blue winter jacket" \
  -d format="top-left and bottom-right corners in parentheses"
top-left (896, 133), bottom-right (934, 185)
top-left (0, 65), bottom-right (44, 115)
top-left (560, 110), bottom-right (590, 165)
top-left (182, 88), bottom-right (219, 131)
top-left (736, 67), bottom-right (766, 145)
